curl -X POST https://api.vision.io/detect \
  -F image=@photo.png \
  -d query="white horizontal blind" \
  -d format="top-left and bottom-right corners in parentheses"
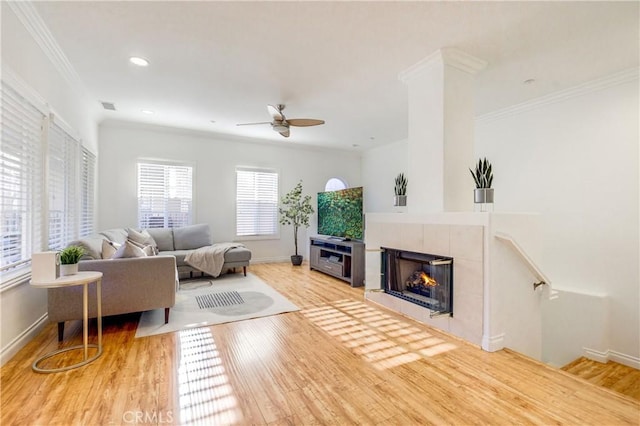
top-left (138, 161), bottom-right (193, 228)
top-left (236, 167), bottom-right (278, 237)
top-left (47, 122), bottom-right (79, 250)
top-left (79, 147), bottom-right (96, 236)
top-left (0, 82), bottom-right (45, 273)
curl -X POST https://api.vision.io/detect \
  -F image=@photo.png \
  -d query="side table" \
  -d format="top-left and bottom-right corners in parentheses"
top-left (30, 271), bottom-right (103, 373)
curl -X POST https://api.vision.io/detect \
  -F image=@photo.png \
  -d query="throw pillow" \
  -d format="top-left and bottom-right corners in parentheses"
top-left (101, 239), bottom-right (121, 259)
top-left (173, 223), bottom-right (212, 250)
top-left (127, 238), bottom-right (156, 256)
top-left (128, 229), bottom-right (158, 254)
top-left (112, 240), bottom-right (147, 259)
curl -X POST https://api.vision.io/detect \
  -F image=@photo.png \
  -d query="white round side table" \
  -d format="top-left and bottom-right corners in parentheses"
top-left (30, 271), bottom-right (103, 373)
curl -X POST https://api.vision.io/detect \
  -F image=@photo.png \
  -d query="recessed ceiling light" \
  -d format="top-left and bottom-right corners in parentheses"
top-left (130, 56), bottom-right (149, 67)
top-left (141, 109), bottom-right (154, 115)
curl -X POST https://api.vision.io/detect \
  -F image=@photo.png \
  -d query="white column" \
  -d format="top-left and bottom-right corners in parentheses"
top-left (399, 48), bottom-right (486, 213)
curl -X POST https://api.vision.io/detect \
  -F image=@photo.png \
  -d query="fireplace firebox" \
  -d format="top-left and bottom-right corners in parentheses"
top-left (382, 247), bottom-right (453, 317)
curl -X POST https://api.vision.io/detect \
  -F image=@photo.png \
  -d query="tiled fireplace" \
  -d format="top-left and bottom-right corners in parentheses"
top-left (365, 214), bottom-right (485, 346)
top-left (382, 247), bottom-right (453, 317)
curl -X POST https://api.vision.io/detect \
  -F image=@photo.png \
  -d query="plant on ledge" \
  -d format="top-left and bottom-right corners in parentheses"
top-left (469, 157), bottom-right (493, 189)
top-left (279, 180), bottom-right (315, 266)
top-left (469, 157), bottom-right (494, 205)
top-left (394, 172), bottom-right (407, 206)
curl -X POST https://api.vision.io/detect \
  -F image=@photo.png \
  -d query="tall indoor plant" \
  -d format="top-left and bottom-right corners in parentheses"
top-left (469, 157), bottom-right (494, 204)
top-left (279, 180), bottom-right (315, 266)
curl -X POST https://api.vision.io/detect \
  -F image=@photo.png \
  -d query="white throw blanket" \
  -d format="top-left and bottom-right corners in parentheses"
top-left (185, 243), bottom-right (245, 278)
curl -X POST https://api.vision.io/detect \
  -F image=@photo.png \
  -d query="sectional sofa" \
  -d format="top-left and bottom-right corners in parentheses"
top-left (48, 223), bottom-right (251, 341)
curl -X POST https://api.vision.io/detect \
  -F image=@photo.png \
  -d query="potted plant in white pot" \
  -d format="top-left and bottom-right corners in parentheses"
top-left (469, 157), bottom-right (494, 204)
top-left (394, 172), bottom-right (407, 206)
top-left (59, 245), bottom-right (85, 276)
top-left (279, 180), bottom-right (315, 266)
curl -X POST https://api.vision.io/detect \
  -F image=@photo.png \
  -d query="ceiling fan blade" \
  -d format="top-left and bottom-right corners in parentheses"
top-left (236, 121), bottom-right (272, 126)
top-left (267, 104), bottom-right (284, 121)
top-left (279, 128), bottom-right (290, 138)
top-left (287, 118), bottom-right (325, 127)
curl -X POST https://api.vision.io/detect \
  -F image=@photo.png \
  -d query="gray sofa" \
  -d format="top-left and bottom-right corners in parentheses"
top-left (48, 224), bottom-right (251, 341)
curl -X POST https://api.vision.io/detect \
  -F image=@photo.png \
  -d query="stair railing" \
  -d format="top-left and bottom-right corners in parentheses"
top-left (494, 232), bottom-right (551, 291)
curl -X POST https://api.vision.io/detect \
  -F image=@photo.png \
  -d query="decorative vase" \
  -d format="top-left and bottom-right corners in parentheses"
top-left (291, 255), bottom-right (303, 266)
top-left (60, 263), bottom-right (79, 276)
top-left (394, 195), bottom-right (407, 207)
top-left (473, 188), bottom-right (494, 204)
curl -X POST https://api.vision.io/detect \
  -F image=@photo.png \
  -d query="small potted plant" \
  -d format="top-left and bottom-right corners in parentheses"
top-left (469, 157), bottom-right (494, 204)
top-left (279, 180), bottom-right (315, 266)
top-left (59, 245), bottom-right (85, 276)
top-left (394, 172), bottom-right (407, 206)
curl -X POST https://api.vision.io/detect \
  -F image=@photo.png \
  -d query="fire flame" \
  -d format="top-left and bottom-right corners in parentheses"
top-left (420, 272), bottom-right (437, 287)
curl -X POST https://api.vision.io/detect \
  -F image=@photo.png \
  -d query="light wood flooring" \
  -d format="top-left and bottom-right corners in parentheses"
top-left (2, 262), bottom-right (639, 425)
top-left (562, 357), bottom-right (640, 402)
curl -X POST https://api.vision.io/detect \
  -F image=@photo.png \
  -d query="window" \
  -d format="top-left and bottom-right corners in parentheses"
top-left (137, 161), bottom-right (193, 228)
top-left (236, 167), bottom-right (278, 237)
top-left (0, 82), bottom-right (46, 276)
top-left (0, 78), bottom-right (97, 285)
top-left (47, 120), bottom-right (80, 250)
top-left (79, 147), bottom-right (96, 237)
top-left (325, 177), bottom-right (347, 191)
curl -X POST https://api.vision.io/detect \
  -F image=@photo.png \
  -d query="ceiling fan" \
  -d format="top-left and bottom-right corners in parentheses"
top-left (236, 104), bottom-right (325, 138)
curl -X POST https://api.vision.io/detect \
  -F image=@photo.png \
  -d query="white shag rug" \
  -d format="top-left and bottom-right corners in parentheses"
top-left (135, 273), bottom-right (299, 338)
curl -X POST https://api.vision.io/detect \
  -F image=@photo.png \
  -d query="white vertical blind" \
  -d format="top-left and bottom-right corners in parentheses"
top-left (0, 82), bottom-right (45, 273)
top-left (47, 121), bottom-right (80, 250)
top-left (236, 167), bottom-right (279, 237)
top-left (137, 161), bottom-right (193, 228)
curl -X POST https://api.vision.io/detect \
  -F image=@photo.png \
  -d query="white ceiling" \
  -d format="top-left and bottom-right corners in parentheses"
top-left (32, 1), bottom-right (639, 151)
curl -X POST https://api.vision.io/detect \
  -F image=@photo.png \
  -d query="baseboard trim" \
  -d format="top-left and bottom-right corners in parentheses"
top-left (1, 313), bottom-right (48, 367)
top-left (481, 333), bottom-right (505, 352)
top-left (583, 347), bottom-right (640, 370)
top-left (251, 256), bottom-right (298, 264)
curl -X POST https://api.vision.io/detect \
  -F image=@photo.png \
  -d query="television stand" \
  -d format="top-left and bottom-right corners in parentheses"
top-left (309, 236), bottom-right (364, 287)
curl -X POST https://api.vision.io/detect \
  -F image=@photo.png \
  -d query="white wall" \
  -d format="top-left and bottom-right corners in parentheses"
top-left (475, 76), bottom-right (639, 364)
top-left (361, 72), bottom-right (639, 366)
top-left (1, 4), bottom-right (99, 364)
top-left (98, 121), bottom-right (362, 261)
top-left (361, 139), bottom-right (408, 213)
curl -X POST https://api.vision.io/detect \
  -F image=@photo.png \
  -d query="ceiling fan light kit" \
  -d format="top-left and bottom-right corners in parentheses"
top-left (237, 104), bottom-right (324, 138)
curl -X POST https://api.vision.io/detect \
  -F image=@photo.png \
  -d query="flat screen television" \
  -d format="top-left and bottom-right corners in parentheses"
top-left (317, 186), bottom-right (364, 241)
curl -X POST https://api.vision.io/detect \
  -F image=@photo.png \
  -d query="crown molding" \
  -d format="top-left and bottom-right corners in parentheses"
top-left (399, 47), bottom-right (488, 83)
top-left (7, 1), bottom-right (86, 98)
top-left (477, 67), bottom-right (640, 124)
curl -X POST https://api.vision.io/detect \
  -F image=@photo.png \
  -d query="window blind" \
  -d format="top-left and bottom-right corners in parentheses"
top-left (79, 147), bottom-right (96, 237)
top-left (137, 161), bottom-right (193, 228)
top-left (0, 82), bottom-right (45, 273)
top-left (236, 167), bottom-right (279, 237)
top-left (47, 122), bottom-right (80, 250)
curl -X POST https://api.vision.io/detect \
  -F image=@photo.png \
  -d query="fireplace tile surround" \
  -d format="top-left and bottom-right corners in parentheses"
top-left (365, 215), bottom-right (486, 346)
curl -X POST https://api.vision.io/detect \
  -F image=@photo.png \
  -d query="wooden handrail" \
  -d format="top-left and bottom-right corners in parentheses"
top-left (494, 232), bottom-right (551, 291)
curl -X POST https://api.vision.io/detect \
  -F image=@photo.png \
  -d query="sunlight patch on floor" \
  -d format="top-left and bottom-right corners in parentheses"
top-left (177, 328), bottom-right (243, 425)
top-left (301, 300), bottom-right (457, 370)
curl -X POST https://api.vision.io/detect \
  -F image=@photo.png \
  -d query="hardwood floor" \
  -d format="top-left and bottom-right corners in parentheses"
top-left (562, 357), bottom-right (640, 402)
top-left (2, 262), bottom-right (639, 425)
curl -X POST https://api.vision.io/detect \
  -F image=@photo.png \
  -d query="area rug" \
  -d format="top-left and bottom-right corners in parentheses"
top-left (135, 273), bottom-right (299, 338)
